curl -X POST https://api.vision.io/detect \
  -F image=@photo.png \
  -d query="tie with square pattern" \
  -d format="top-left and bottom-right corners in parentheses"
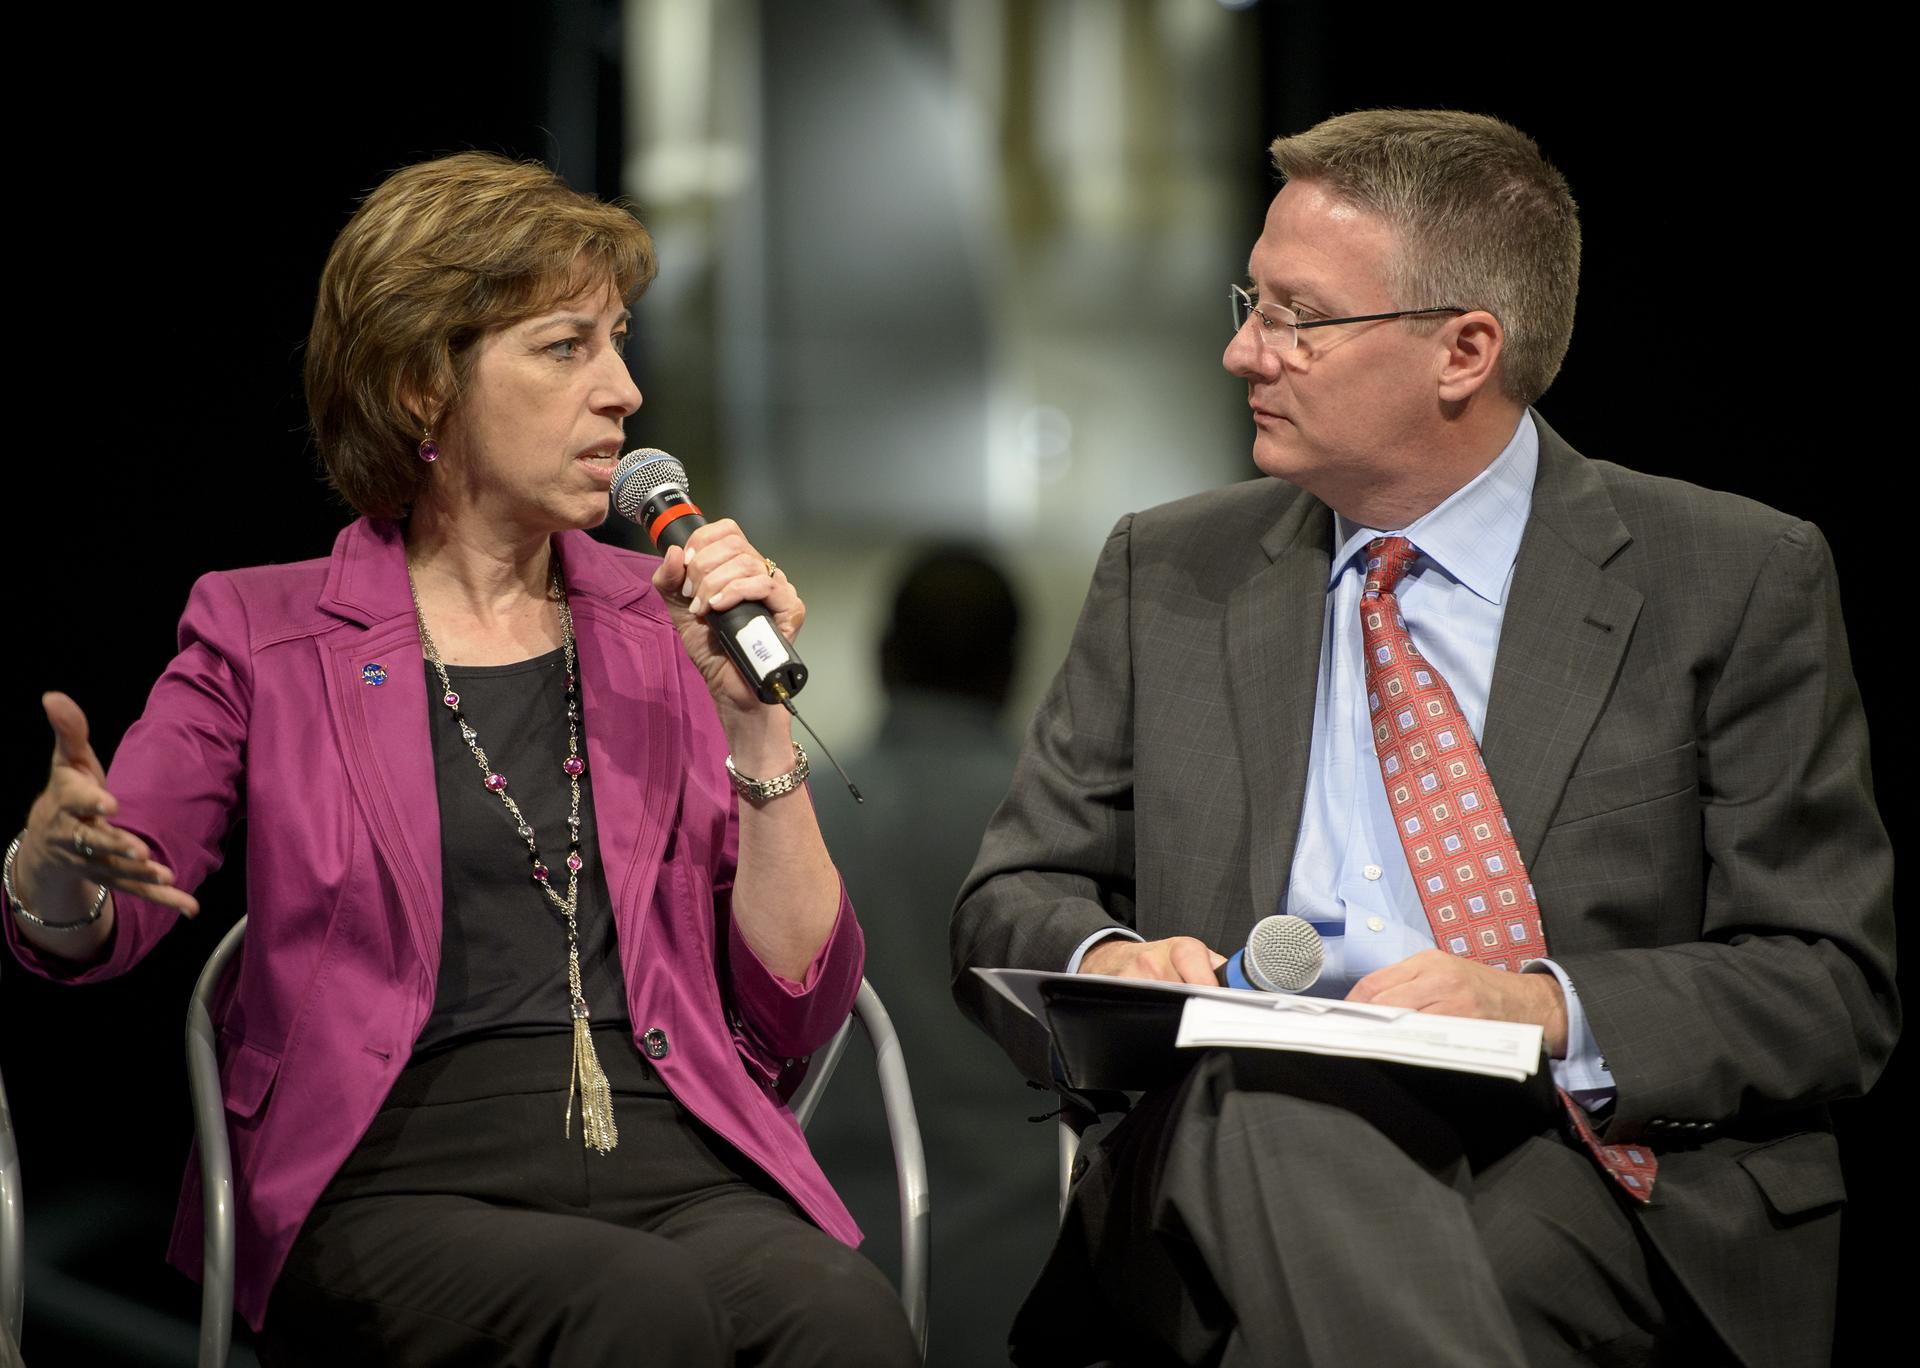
top-left (1360, 535), bottom-right (1657, 1202)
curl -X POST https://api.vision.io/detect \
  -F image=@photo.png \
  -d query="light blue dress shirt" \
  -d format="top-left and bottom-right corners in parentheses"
top-left (1073, 412), bottom-right (1615, 1103)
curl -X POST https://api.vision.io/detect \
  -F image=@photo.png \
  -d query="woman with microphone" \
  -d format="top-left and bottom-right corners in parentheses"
top-left (3, 152), bottom-right (916, 1367)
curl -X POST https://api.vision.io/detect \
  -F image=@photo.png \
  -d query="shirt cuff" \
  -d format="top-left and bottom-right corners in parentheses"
top-left (1066, 927), bottom-right (1144, 974)
top-left (1524, 958), bottom-right (1617, 1109)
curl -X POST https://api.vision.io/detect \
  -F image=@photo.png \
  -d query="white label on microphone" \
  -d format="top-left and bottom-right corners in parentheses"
top-left (736, 616), bottom-right (792, 680)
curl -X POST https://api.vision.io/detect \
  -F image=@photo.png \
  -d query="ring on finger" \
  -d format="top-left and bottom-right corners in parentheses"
top-left (763, 556), bottom-right (780, 578)
top-left (71, 827), bottom-right (96, 860)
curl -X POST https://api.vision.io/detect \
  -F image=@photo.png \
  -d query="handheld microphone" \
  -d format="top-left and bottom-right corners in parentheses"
top-left (611, 449), bottom-right (808, 705)
top-left (1218, 915), bottom-right (1324, 993)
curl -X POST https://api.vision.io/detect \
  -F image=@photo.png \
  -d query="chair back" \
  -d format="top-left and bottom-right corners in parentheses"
top-left (185, 916), bottom-right (247, 1368)
top-left (788, 983), bottom-right (931, 1359)
top-left (1, 1060), bottom-right (23, 1353)
top-left (1, 952), bottom-right (23, 1354)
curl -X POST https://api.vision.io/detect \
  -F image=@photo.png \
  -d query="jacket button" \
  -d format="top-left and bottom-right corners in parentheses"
top-left (642, 1027), bottom-right (670, 1060)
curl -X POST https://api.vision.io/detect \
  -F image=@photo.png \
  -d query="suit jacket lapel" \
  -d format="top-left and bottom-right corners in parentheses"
top-left (1482, 414), bottom-right (1644, 870)
top-left (1226, 491), bottom-right (1334, 936)
top-left (312, 523), bottom-right (687, 979)
top-left (553, 532), bottom-right (683, 951)
top-left (316, 519), bottom-right (445, 972)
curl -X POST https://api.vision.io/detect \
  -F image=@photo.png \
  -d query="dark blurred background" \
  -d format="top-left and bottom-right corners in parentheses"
top-left (2, 2), bottom-right (1898, 1363)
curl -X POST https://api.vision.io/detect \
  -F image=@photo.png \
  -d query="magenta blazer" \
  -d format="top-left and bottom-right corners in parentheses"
top-left (4, 518), bottom-right (864, 1330)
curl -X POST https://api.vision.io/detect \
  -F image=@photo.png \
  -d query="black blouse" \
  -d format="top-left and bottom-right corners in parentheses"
top-left (412, 649), bottom-right (630, 1056)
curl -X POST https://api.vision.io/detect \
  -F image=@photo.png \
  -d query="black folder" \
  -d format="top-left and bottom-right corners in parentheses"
top-left (1038, 975), bottom-right (1561, 1155)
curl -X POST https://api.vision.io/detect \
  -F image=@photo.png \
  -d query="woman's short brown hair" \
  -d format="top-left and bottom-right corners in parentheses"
top-left (306, 152), bottom-right (657, 517)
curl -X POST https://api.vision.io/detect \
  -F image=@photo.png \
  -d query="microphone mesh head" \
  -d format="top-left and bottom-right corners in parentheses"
top-left (1244, 915), bottom-right (1324, 992)
top-left (611, 448), bottom-right (690, 522)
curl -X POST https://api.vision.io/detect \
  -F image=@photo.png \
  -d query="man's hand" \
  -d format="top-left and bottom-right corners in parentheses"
top-left (1080, 935), bottom-right (1225, 985)
top-left (1348, 950), bottom-right (1568, 1058)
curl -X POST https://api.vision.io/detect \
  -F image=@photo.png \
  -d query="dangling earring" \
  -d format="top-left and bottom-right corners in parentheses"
top-left (418, 428), bottom-right (440, 463)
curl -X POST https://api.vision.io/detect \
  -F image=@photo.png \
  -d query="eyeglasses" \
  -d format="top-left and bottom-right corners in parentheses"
top-left (1230, 284), bottom-right (1467, 352)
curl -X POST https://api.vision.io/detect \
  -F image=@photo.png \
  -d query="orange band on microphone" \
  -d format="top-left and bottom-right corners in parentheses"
top-left (649, 502), bottom-right (702, 543)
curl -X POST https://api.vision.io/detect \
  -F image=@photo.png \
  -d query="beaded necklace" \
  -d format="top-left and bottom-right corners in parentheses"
top-left (406, 561), bottom-right (618, 1154)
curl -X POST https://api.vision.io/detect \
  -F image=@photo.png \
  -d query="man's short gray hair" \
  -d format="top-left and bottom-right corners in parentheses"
top-left (1269, 109), bottom-right (1580, 406)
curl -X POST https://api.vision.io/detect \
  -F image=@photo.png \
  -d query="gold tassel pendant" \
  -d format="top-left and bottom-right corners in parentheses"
top-left (566, 1016), bottom-right (620, 1154)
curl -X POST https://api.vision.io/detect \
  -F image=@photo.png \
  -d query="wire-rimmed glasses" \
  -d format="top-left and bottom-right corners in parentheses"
top-left (1230, 284), bottom-right (1468, 351)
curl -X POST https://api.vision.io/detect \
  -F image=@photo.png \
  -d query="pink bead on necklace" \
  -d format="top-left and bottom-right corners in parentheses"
top-left (412, 567), bottom-right (588, 898)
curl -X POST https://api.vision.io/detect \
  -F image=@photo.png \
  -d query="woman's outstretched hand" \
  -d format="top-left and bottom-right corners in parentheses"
top-left (14, 692), bottom-right (199, 921)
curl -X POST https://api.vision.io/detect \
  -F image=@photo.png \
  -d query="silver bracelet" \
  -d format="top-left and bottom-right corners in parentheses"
top-left (725, 743), bottom-right (811, 803)
top-left (3, 831), bottom-right (109, 931)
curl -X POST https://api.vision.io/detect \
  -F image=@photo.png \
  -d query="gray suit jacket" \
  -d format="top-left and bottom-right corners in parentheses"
top-left (952, 414), bottom-right (1896, 1366)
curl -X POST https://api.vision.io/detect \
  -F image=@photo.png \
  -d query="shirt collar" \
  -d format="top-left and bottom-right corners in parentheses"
top-left (1329, 411), bottom-right (1538, 605)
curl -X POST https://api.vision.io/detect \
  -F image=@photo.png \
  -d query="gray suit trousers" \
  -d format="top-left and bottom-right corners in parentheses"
top-left (1012, 1051), bottom-right (1731, 1368)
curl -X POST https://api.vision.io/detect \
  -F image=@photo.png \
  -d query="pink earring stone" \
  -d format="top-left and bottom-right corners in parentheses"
top-left (419, 438), bottom-right (439, 462)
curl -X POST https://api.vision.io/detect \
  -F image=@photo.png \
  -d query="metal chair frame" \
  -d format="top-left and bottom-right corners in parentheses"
top-left (788, 981), bottom-right (930, 1358)
top-left (185, 918), bottom-right (243, 1368)
top-left (1057, 1113), bottom-right (1082, 1216)
top-left (186, 916), bottom-right (931, 1366)
top-left (1, 952), bottom-right (24, 1358)
top-left (1, 1061), bottom-right (24, 1354)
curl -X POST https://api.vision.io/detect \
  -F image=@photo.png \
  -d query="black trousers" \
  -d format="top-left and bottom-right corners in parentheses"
top-left (1013, 1050), bottom-right (1729, 1368)
top-left (256, 1028), bottom-right (918, 1368)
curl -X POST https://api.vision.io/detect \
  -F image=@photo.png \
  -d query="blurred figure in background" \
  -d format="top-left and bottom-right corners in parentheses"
top-left (811, 547), bottom-right (1054, 1368)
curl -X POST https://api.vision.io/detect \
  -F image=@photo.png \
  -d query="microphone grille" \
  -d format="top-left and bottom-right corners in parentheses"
top-left (1244, 914), bottom-right (1324, 993)
top-left (611, 448), bottom-right (691, 522)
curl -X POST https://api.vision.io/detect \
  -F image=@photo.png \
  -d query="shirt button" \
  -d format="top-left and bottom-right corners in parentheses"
top-left (642, 1027), bottom-right (670, 1060)
top-left (1363, 864), bottom-right (1383, 881)
top-left (1366, 916), bottom-right (1386, 933)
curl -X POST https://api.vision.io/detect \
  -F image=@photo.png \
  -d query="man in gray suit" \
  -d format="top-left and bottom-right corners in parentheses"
top-left (952, 110), bottom-right (1895, 1366)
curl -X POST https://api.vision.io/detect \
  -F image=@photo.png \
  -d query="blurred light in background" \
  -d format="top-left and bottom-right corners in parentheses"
top-left (620, 0), bottom-right (1264, 748)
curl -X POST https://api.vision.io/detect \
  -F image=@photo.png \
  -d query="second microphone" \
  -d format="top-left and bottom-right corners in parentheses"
top-left (1217, 914), bottom-right (1325, 993)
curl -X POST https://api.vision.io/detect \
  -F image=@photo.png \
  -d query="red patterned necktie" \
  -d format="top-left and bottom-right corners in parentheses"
top-left (1359, 535), bottom-right (1657, 1202)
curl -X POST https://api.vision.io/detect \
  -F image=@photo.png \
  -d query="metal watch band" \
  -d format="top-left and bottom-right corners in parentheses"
top-left (725, 743), bottom-right (811, 803)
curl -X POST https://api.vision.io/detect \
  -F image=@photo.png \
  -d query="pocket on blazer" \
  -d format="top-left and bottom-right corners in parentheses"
top-left (219, 1035), bottom-right (282, 1121)
top-left (1735, 1130), bottom-right (1846, 1218)
top-left (1550, 740), bottom-right (1696, 829)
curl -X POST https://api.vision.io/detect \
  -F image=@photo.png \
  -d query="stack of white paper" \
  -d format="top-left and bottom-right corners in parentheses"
top-left (975, 968), bottom-right (1542, 1083)
top-left (1175, 993), bottom-right (1542, 1082)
